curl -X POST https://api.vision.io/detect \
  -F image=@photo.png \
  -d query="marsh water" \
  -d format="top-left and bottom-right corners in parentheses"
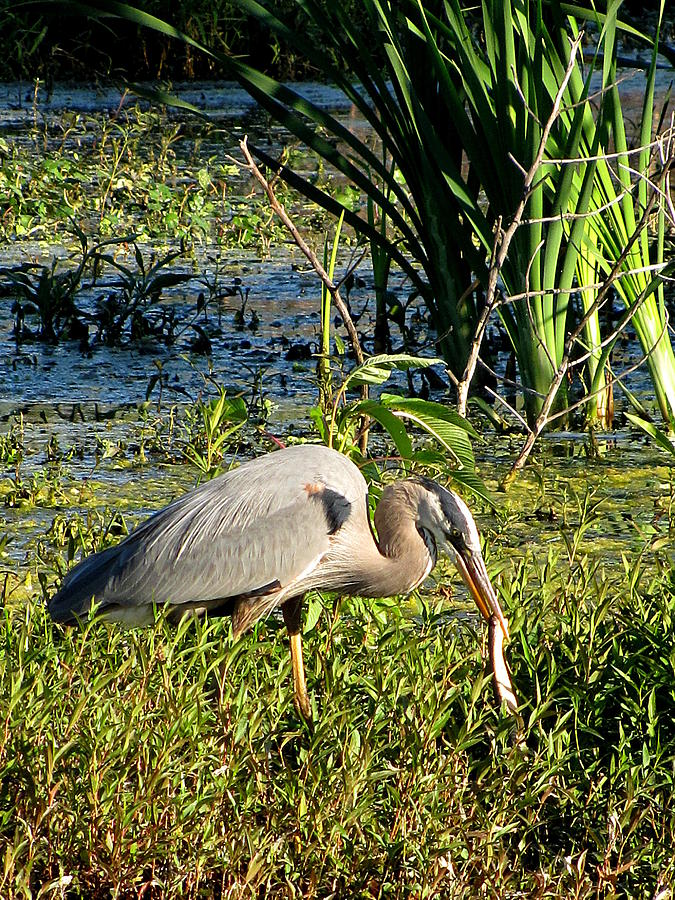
top-left (1, 77), bottom-right (673, 586)
top-left (0, 81), bottom-right (381, 412)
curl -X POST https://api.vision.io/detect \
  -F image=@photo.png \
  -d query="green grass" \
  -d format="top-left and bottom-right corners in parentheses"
top-left (2, 412), bottom-right (675, 897)
top-left (2, 539), bottom-right (675, 897)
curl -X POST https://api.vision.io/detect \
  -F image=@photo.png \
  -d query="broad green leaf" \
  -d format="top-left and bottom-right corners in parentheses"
top-left (381, 395), bottom-right (480, 439)
top-left (344, 355), bottom-right (443, 389)
top-left (347, 400), bottom-right (413, 463)
top-left (303, 593), bottom-right (324, 634)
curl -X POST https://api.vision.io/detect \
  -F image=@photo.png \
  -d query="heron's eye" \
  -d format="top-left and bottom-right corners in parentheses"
top-left (445, 527), bottom-right (464, 549)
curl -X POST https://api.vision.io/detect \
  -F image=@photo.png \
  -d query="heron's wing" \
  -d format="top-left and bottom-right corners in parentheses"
top-left (49, 445), bottom-right (369, 624)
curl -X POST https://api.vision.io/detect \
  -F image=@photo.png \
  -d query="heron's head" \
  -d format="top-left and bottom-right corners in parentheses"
top-left (413, 478), bottom-right (510, 639)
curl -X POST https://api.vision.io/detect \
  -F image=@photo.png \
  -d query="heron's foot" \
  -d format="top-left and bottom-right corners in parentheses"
top-left (289, 630), bottom-right (313, 727)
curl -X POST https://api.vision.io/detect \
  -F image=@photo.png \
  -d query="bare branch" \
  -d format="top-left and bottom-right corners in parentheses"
top-left (546, 318), bottom-right (668, 426)
top-left (240, 138), bottom-right (364, 367)
top-left (240, 136), bottom-right (370, 453)
top-left (502, 151), bottom-right (674, 488)
top-left (482, 384), bottom-right (530, 430)
top-left (545, 131), bottom-right (670, 166)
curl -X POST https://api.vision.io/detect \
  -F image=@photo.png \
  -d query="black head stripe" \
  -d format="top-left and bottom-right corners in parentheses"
top-left (417, 525), bottom-right (438, 566)
top-left (412, 477), bottom-right (458, 521)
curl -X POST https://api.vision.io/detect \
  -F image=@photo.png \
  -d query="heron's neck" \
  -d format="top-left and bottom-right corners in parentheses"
top-left (355, 483), bottom-right (433, 597)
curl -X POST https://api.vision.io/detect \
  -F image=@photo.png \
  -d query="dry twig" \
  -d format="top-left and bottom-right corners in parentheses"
top-left (502, 152), bottom-right (674, 488)
top-left (240, 137), bottom-right (370, 452)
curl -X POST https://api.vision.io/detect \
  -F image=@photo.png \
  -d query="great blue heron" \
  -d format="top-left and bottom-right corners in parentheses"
top-left (49, 444), bottom-right (512, 722)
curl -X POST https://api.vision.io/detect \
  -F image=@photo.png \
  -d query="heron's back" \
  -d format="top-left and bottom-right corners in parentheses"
top-left (48, 444), bottom-right (369, 625)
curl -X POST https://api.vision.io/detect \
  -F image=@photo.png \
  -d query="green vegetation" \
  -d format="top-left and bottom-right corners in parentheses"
top-left (92, 0), bottom-right (673, 435)
top-left (0, 104), bottom-right (280, 249)
top-left (2, 2), bottom-right (675, 896)
top-left (1, 413), bottom-right (675, 896)
top-left (2, 364), bottom-right (673, 897)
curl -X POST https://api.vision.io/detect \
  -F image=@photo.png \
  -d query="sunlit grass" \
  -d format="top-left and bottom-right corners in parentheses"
top-left (2, 411), bottom-right (675, 897)
top-left (2, 533), bottom-right (675, 897)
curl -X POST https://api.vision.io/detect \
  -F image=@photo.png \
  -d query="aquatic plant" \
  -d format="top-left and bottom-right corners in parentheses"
top-left (248, 0), bottom-right (673, 435)
top-left (316, 211), bottom-right (345, 414)
top-left (2, 225), bottom-right (109, 344)
top-left (93, 244), bottom-right (193, 346)
top-left (180, 383), bottom-right (249, 479)
top-left (0, 101), bottom-right (254, 247)
top-left (1, 466), bottom-right (70, 510)
top-left (310, 349), bottom-right (489, 502)
top-left (0, 416), bottom-right (24, 478)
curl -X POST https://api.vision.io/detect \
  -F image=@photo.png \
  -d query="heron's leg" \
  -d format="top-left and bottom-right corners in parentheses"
top-left (282, 597), bottom-right (312, 724)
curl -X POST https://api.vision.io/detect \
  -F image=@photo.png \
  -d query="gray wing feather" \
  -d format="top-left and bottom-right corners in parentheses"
top-left (49, 445), bottom-right (368, 623)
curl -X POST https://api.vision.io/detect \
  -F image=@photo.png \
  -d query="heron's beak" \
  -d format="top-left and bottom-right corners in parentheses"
top-left (453, 548), bottom-right (510, 641)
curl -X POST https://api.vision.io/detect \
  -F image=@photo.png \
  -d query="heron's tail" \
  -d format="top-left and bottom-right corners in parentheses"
top-left (48, 544), bottom-right (121, 624)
